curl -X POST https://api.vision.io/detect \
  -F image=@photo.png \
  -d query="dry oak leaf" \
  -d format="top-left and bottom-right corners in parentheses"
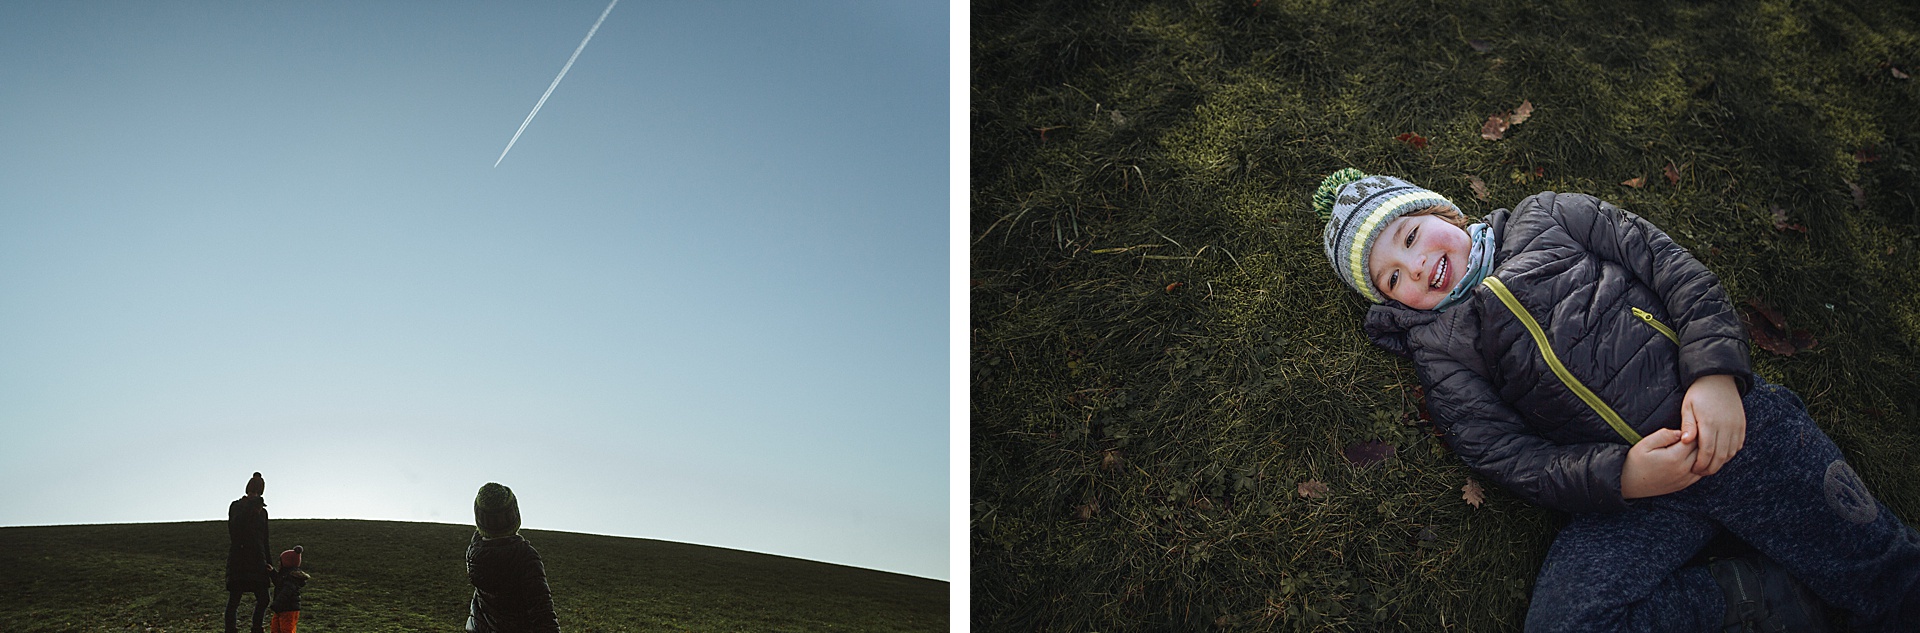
top-left (1742, 298), bottom-right (1817, 356)
top-left (1469, 175), bottom-right (1489, 201)
top-left (1396, 132), bottom-right (1430, 149)
top-left (1480, 113), bottom-right (1511, 141)
top-left (1664, 162), bottom-right (1682, 185)
top-left (1621, 176), bottom-right (1646, 188)
top-left (1297, 480), bottom-right (1330, 499)
top-left (1481, 100), bottom-right (1533, 140)
top-left (1463, 479), bottom-right (1487, 508)
top-left (1507, 100), bottom-right (1534, 126)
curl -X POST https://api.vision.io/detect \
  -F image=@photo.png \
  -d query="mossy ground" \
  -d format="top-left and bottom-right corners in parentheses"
top-left (970, 0), bottom-right (1920, 630)
top-left (0, 520), bottom-right (946, 632)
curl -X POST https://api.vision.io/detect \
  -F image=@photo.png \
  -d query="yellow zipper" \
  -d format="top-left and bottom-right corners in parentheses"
top-left (1482, 277), bottom-right (1643, 445)
top-left (1631, 307), bottom-right (1679, 344)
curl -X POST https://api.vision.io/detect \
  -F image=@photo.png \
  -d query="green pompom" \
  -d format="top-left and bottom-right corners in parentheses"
top-left (1312, 168), bottom-right (1369, 222)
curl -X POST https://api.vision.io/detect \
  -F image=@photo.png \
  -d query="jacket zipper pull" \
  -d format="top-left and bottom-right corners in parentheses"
top-left (1631, 307), bottom-right (1680, 344)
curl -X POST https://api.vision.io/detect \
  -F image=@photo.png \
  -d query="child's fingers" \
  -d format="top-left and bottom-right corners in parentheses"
top-left (1692, 422), bottom-right (1718, 475)
top-left (1679, 402), bottom-right (1698, 444)
top-left (1639, 427), bottom-right (1683, 449)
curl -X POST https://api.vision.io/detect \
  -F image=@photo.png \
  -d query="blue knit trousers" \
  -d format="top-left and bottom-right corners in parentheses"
top-left (1523, 378), bottom-right (1920, 632)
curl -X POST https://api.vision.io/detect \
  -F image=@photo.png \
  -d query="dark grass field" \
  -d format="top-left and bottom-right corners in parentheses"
top-left (971, 0), bottom-right (1920, 630)
top-left (0, 520), bottom-right (947, 633)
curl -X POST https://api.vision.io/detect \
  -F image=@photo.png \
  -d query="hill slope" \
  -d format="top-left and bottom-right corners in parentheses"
top-left (0, 519), bottom-right (947, 632)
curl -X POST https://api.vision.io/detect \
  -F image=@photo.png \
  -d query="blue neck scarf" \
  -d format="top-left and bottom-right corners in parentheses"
top-left (1432, 223), bottom-right (1494, 312)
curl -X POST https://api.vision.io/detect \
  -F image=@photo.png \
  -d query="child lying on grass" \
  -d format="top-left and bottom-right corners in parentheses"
top-left (1311, 168), bottom-right (1920, 631)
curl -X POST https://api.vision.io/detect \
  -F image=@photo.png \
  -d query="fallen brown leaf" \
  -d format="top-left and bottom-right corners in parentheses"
top-left (1894, 67), bottom-right (1911, 80)
top-left (1075, 502), bottom-right (1099, 519)
top-left (1100, 449), bottom-right (1124, 472)
top-left (1507, 100), bottom-right (1534, 126)
top-left (1622, 176), bottom-right (1645, 188)
top-left (1468, 39), bottom-right (1492, 53)
top-left (1480, 100), bottom-right (1533, 141)
top-left (1480, 114), bottom-right (1510, 141)
top-left (1165, 282), bottom-right (1185, 294)
top-left (1849, 181), bottom-right (1867, 208)
top-left (1463, 479), bottom-right (1486, 508)
top-left (1469, 175), bottom-right (1489, 201)
top-left (1664, 162), bottom-right (1681, 185)
top-left (1742, 298), bottom-right (1816, 356)
top-left (1396, 132), bottom-right (1430, 149)
top-left (1746, 297), bottom-right (1787, 329)
top-left (1297, 480), bottom-right (1330, 499)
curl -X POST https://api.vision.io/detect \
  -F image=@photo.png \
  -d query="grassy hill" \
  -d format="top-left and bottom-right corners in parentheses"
top-left (973, 0), bottom-right (1920, 630)
top-left (0, 519), bottom-right (947, 633)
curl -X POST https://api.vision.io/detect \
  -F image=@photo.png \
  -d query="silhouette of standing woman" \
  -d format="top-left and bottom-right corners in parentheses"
top-left (225, 472), bottom-right (272, 633)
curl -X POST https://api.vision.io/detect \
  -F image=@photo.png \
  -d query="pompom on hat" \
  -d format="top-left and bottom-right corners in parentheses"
top-left (1312, 168), bottom-right (1458, 302)
top-left (474, 482), bottom-right (522, 538)
top-left (245, 472), bottom-right (265, 497)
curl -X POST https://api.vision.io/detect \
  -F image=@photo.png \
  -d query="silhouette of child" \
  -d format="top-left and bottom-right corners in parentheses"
top-left (465, 482), bottom-right (560, 633)
top-left (269, 546), bottom-right (309, 633)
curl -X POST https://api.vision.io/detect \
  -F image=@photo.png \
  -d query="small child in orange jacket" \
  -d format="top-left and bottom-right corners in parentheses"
top-left (269, 546), bottom-right (310, 633)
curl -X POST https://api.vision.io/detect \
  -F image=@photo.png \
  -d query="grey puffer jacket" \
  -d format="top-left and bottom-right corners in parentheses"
top-left (1365, 191), bottom-right (1751, 514)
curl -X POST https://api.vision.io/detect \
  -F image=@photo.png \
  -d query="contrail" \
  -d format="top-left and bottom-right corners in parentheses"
top-left (494, 0), bottom-right (619, 167)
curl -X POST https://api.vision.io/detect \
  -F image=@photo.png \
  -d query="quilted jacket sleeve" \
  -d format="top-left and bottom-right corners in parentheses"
top-left (1534, 192), bottom-right (1752, 393)
top-left (1422, 346), bottom-right (1632, 514)
top-left (519, 546), bottom-right (561, 633)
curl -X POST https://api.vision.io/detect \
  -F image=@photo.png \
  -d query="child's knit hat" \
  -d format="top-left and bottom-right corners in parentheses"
top-left (474, 482), bottom-right (522, 538)
top-left (246, 472), bottom-right (265, 497)
top-left (280, 545), bottom-right (303, 569)
top-left (1311, 168), bottom-right (1457, 303)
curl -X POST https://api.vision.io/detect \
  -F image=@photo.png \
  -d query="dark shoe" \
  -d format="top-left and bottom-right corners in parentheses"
top-left (1709, 556), bottom-right (1833, 633)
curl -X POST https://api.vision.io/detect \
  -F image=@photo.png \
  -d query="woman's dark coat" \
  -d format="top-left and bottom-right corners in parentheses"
top-left (466, 533), bottom-right (561, 633)
top-left (225, 495), bottom-right (271, 591)
top-left (1365, 191), bottom-right (1752, 514)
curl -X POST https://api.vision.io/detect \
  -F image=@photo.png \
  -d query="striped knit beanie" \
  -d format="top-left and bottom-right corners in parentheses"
top-left (474, 482), bottom-right (522, 538)
top-left (1311, 168), bottom-right (1457, 303)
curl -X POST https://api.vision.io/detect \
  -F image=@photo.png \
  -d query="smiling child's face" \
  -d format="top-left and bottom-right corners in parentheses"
top-left (1367, 211), bottom-right (1473, 310)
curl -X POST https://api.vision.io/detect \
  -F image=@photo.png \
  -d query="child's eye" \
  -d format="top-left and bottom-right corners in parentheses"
top-left (1405, 226), bottom-right (1419, 248)
top-left (1388, 271), bottom-right (1398, 290)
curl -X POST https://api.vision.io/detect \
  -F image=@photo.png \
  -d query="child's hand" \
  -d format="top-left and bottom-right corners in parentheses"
top-left (1621, 428), bottom-right (1702, 499)
top-left (1680, 374), bottom-right (1746, 476)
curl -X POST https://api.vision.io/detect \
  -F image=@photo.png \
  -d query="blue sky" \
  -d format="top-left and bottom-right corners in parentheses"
top-left (0, 1), bottom-right (948, 580)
